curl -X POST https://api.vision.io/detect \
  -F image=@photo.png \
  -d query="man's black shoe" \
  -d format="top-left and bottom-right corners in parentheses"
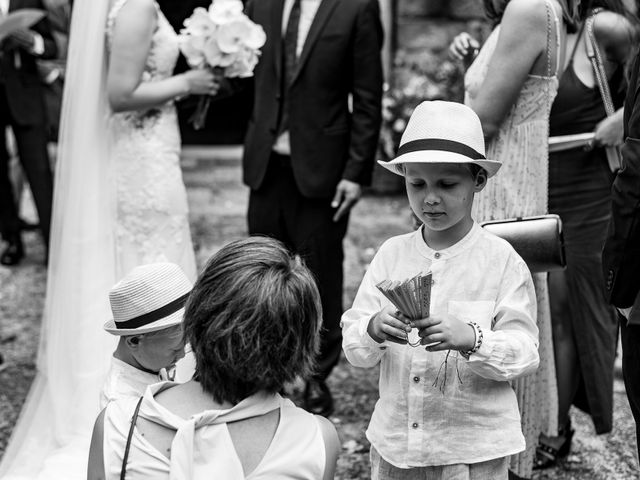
top-left (303, 379), bottom-right (334, 417)
top-left (0, 238), bottom-right (24, 266)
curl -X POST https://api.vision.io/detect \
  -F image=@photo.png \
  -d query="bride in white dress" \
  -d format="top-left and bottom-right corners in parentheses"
top-left (0, 0), bottom-right (217, 478)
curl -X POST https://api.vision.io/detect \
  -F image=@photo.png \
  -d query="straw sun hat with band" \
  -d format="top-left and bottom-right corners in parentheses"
top-left (378, 100), bottom-right (502, 177)
top-left (104, 262), bottom-right (192, 336)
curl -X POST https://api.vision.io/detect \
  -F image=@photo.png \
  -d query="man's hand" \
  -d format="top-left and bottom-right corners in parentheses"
top-left (6, 29), bottom-right (36, 51)
top-left (367, 306), bottom-right (411, 344)
top-left (594, 110), bottom-right (624, 147)
top-left (331, 179), bottom-right (361, 222)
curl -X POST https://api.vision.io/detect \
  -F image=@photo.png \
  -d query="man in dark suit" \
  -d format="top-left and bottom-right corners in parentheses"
top-left (0, 0), bottom-right (57, 265)
top-left (243, 0), bottom-right (383, 415)
top-left (602, 47), bottom-right (640, 459)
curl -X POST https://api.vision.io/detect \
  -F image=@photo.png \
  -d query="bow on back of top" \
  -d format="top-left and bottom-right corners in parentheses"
top-left (137, 383), bottom-right (284, 479)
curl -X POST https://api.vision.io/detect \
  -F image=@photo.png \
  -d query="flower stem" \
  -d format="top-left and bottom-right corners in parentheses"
top-left (189, 96), bottom-right (212, 130)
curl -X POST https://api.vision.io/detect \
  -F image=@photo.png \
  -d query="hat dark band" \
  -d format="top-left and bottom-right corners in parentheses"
top-left (115, 292), bottom-right (190, 330)
top-left (397, 139), bottom-right (486, 160)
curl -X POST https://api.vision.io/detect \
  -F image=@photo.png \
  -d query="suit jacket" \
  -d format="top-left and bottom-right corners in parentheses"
top-left (602, 48), bottom-right (640, 324)
top-left (0, 0), bottom-right (57, 126)
top-left (243, 0), bottom-right (383, 199)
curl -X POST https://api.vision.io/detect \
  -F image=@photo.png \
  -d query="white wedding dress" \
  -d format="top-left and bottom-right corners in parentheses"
top-left (0, 0), bottom-right (196, 478)
top-left (107, 0), bottom-right (196, 280)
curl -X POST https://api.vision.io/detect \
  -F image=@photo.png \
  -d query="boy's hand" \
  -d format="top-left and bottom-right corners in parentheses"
top-left (367, 305), bottom-right (411, 345)
top-left (412, 314), bottom-right (476, 352)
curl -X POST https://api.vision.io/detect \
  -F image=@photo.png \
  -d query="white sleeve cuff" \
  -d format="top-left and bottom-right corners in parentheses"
top-left (31, 33), bottom-right (44, 56)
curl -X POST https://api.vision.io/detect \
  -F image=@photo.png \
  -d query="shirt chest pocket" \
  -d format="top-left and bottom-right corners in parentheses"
top-left (448, 300), bottom-right (495, 331)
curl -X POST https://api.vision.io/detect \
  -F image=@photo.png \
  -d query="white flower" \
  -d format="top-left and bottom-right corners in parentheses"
top-left (208, 0), bottom-right (244, 24)
top-left (225, 47), bottom-right (259, 77)
top-left (203, 35), bottom-right (236, 67)
top-left (179, 34), bottom-right (207, 68)
top-left (217, 18), bottom-right (252, 53)
top-left (244, 19), bottom-right (266, 50)
top-left (182, 7), bottom-right (216, 36)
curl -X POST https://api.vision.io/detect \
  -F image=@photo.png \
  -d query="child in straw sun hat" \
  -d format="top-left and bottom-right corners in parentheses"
top-left (100, 262), bottom-right (192, 408)
top-left (341, 100), bottom-right (540, 479)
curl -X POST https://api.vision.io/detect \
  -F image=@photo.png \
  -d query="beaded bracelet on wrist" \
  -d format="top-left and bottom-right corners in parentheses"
top-left (460, 321), bottom-right (483, 359)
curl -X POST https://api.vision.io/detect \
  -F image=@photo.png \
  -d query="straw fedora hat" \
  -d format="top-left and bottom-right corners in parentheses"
top-left (378, 100), bottom-right (502, 178)
top-left (104, 263), bottom-right (193, 336)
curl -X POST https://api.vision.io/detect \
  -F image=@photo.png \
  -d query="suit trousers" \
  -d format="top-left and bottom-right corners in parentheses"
top-left (621, 316), bottom-right (640, 461)
top-left (248, 153), bottom-right (348, 381)
top-left (0, 83), bottom-right (53, 247)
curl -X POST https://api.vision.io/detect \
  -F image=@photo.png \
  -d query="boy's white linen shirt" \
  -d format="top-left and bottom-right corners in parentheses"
top-left (341, 223), bottom-right (539, 468)
top-left (100, 357), bottom-right (168, 409)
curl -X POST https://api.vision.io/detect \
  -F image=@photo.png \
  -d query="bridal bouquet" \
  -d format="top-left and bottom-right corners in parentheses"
top-left (178, 0), bottom-right (266, 129)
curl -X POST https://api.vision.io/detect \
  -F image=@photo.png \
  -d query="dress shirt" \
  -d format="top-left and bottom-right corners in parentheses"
top-left (0, 0), bottom-right (8, 16)
top-left (341, 223), bottom-right (540, 468)
top-left (272, 0), bottom-right (322, 156)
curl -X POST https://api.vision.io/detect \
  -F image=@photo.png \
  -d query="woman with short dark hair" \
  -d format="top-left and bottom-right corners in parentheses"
top-left (88, 236), bottom-right (340, 480)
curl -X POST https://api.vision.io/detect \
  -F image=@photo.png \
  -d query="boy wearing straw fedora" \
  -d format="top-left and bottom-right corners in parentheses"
top-left (341, 101), bottom-right (539, 479)
top-left (100, 262), bottom-right (192, 408)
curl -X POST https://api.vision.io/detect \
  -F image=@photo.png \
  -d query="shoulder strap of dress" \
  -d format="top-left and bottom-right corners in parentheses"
top-left (108, 0), bottom-right (130, 23)
top-left (107, 0), bottom-right (160, 35)
top-left (543, 0), bottom-right (562, 77)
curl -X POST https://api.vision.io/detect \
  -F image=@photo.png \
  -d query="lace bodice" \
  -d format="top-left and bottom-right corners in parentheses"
top-left (106, 0), bottom-right (180, 129)
top-left (104, 0), bottom-right (196, 281)
top-left (464, 1), bottom-right (561, 222)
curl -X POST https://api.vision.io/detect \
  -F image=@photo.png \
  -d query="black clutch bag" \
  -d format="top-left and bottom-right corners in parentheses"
top-left (480, 214), bottom-right (566, 273)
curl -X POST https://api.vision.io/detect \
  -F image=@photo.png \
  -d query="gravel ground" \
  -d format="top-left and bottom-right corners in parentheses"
top-left (0, 153), bottom-right (638, 479)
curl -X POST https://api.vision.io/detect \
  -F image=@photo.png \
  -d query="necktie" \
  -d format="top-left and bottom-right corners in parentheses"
top-left (277, 0), bottom-right (301, 135)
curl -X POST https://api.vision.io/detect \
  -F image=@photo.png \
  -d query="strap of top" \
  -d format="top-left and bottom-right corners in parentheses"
top-left (567, 21), bottom-right (586, 65)
top-left (120, 396), bottom-right (144, 480)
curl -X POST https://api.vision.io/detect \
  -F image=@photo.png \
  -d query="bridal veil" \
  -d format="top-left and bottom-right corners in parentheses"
top-left (0, 0), bottom-right (118, 477)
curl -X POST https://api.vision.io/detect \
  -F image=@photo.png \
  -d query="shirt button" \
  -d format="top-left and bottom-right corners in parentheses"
top-left (412, 422), bottom-right (419, 429)
top-left (434, 252), bottom-right (441, 259)
top-left (413, 376), bottom-right (420, 383)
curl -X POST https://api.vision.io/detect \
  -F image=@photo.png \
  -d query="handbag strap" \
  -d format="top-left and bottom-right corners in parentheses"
top-left (120, 396), bottom-right (144, 480)
top-left (585, 10), bottom-right (616, 117)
